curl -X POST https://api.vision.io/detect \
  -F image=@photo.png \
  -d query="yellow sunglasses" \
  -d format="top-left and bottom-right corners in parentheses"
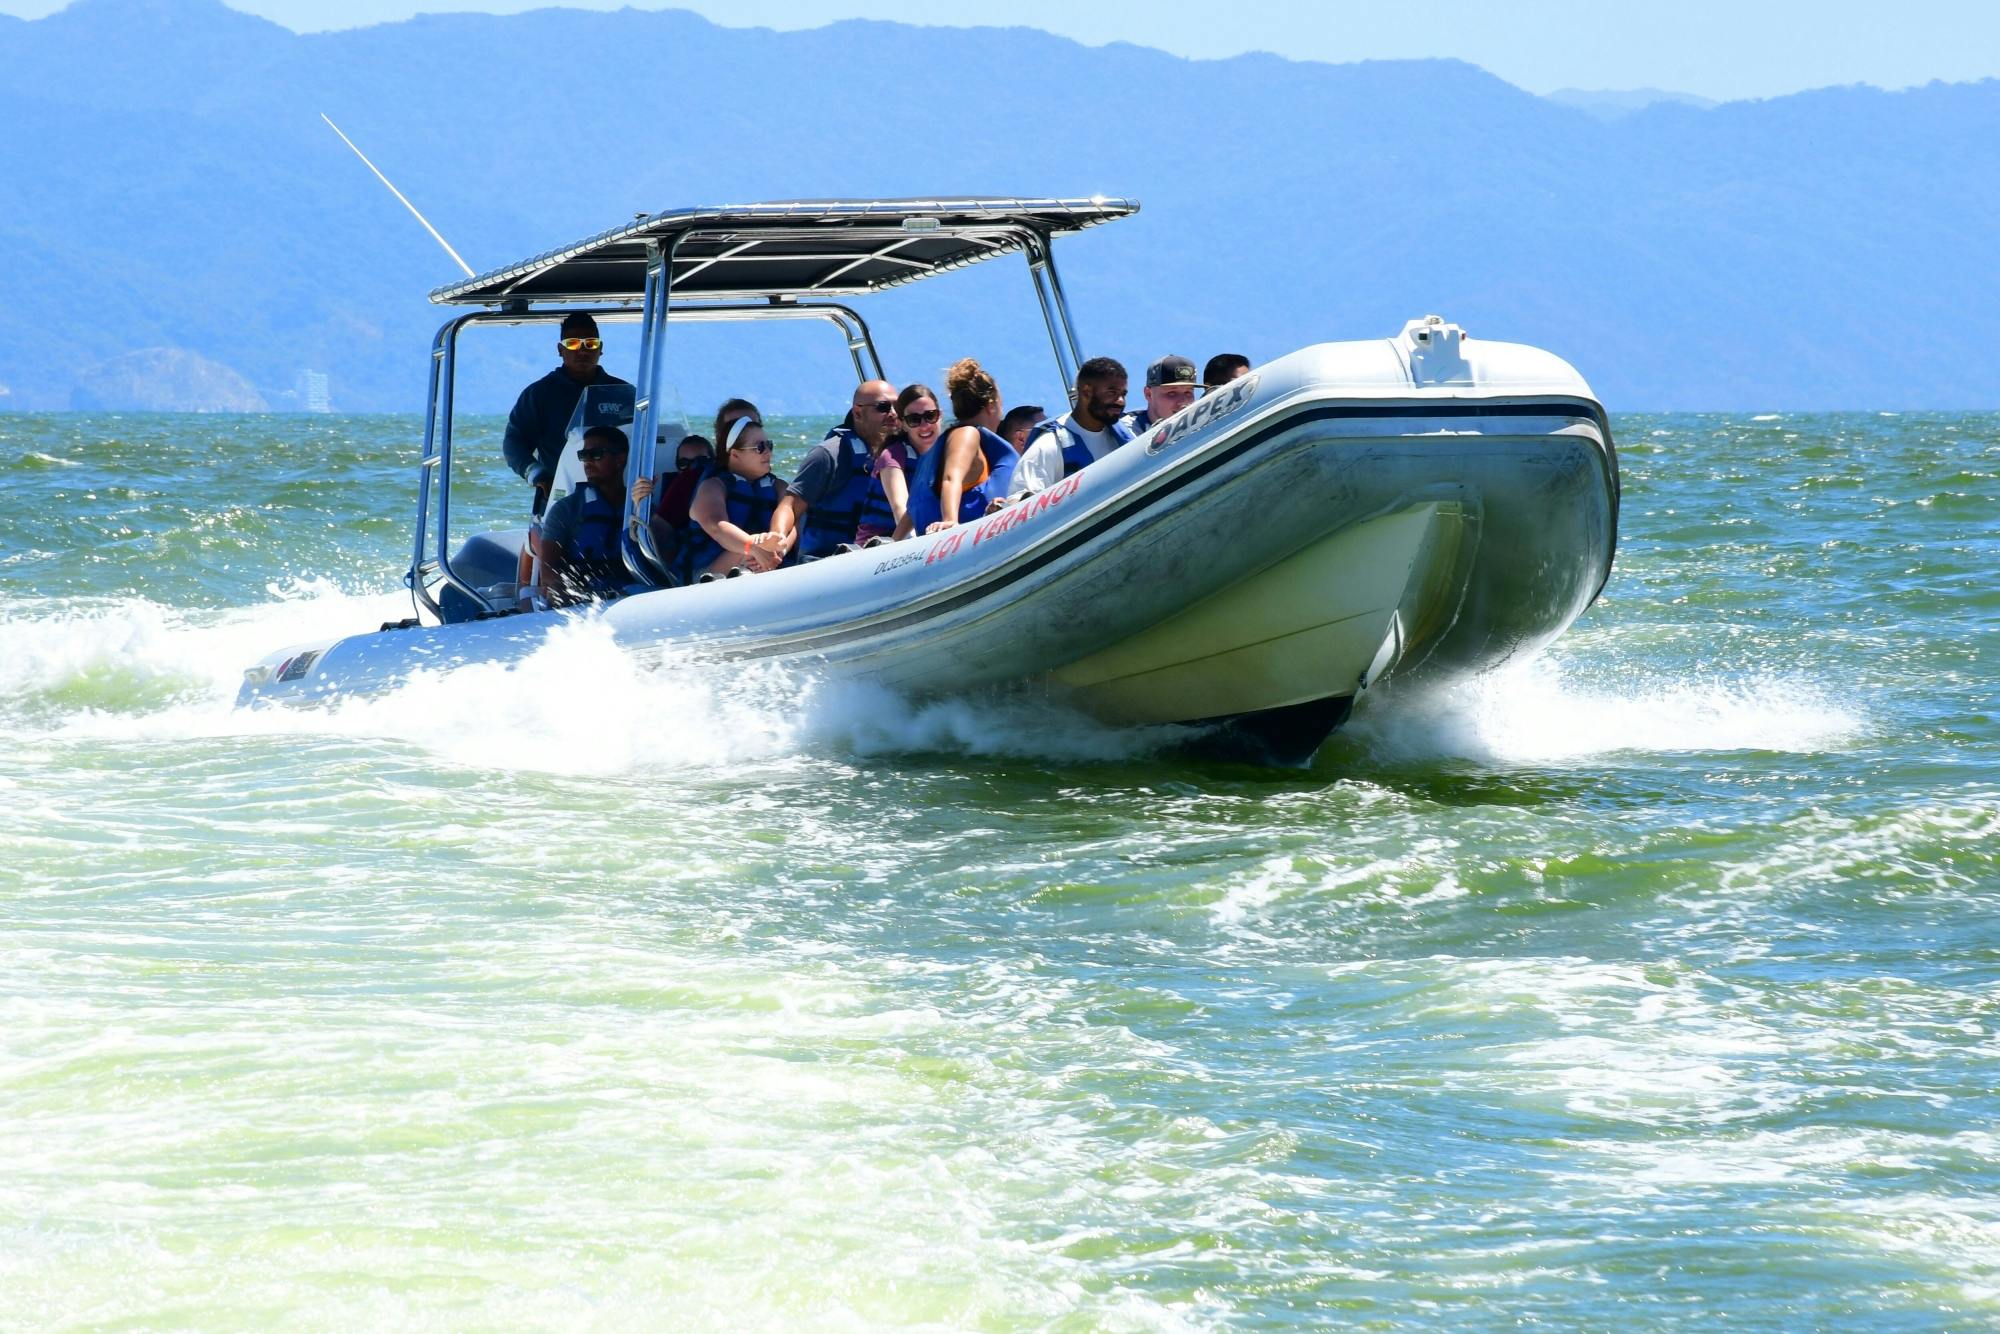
top-left (558, 337), bottom-right (603, 352)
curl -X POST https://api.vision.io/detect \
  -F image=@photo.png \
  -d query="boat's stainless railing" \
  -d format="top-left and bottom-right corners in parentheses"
top-left (410, 304), bottom-right (638, 622)
top-left (622, 288), bottom-right (886, 588)
top-left (410, 301), bottom-right (886, 619)
top-left (412, 217), bottom-right (1089, 619)
top-left (1023, 230), bottom-right (1085, 404)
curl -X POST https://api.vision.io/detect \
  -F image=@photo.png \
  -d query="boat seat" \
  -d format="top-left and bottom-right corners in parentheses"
top-left (442, 529), bottom-right (531, 622)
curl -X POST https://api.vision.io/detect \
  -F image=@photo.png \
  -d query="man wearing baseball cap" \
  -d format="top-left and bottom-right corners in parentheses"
top-left (1120, 354), bottom-right (1201, 436)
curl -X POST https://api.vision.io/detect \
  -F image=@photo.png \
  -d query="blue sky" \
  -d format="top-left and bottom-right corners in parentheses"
top-left (7, 0), bottom-right (2000, 100)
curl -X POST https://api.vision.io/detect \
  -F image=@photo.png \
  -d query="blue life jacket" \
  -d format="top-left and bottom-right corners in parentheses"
top-left (684, 467), bottom-right (781, 572)
top-left (1120, 409), bottom-right (1153, 437)
top-left (1028, 412), bottom-right (1135, 479)
top-left (906, 424), bottom-right (1020, 532)
top-left (553, 482), bottom-right (628, 596)
top-left (796, 426), bottom-right (876, 560)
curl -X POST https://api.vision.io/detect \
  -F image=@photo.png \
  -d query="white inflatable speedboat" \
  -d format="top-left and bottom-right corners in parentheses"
top-left (239, 198), bottom-right (1618, 764)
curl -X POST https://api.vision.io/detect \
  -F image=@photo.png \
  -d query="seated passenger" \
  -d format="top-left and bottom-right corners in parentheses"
top-left (710, 398), bottom-right (762, 458)
top-left (637, 400), bottom-right (761, 581)
top-left (770, 379), bottom-right (900, 562)
top-left (1120, 354), bottom-right (1192, 438)
top-left (906, 358), bottom-right (1017, 533)
top-left (856, 383), bottom-right (936, 544)
top-left (998, 403), bottom-right (1045, 454)
top-left (655, 433), bottom-right (715, 527)
top-left (684, 415), bottom-right (788, 579)
top-left (629, 432), bottom-right (713, 580)
top-left (536, 425), bottom-right (632, 607)
top-left (1005, 357), bottom-right (1130, 501)
top-left (1120, 354), bottom-right (1200, 435)
top-left (1203, 352), bottom-right (1252, 389)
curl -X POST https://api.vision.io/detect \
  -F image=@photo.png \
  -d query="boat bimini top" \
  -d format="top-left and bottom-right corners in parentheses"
top-left (410, 197), bottom-right (1138, 623)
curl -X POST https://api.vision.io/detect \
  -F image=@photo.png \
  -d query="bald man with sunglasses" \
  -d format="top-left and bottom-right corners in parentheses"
top-left (770, 379), bottom-right (903, 562)
top-left (502, 311), bottom-right (629, 514)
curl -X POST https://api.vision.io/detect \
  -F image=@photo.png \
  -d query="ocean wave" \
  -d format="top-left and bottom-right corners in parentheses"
top-left (0, 582), bottom-right (410, 717)
top-left (1713, 792), bottom-right (2000, 897)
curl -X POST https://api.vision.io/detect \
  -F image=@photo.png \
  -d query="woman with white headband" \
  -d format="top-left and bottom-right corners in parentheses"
top-left (682, 411), bottom-right (789, 579)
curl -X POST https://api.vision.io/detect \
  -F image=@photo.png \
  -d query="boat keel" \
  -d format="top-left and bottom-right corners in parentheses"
top-left (1180, 693), bottom-right (1356, 767)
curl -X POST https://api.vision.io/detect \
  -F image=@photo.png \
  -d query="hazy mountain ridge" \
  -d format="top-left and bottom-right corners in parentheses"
top-left (1, 0), bottom-right (1994, 412)
top-left (1544, 87), bottom-right (1719, 119)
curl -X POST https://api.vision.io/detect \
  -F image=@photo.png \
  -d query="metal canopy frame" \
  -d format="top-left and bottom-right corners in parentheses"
top-left (409, 197), bottom-right (1135, 623)
top-left (409, 301), bottom-right (882, 622)
top-left (430, 197), bottom-right (1136, 306)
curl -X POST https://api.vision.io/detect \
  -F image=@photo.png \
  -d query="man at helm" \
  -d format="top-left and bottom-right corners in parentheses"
top-left (502, 312), bottom-right (629, 516)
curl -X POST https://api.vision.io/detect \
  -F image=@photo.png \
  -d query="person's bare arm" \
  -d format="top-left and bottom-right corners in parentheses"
top-left (695, 478), bottom-right (786, 572)
top-left (882, 465), bottom-right (911, 534)
top-left (743, 482), bottom-right (789, 571)
top-left (770, 493), bottom-right (805, 559)
top-left (693, 477), bottom-right (755, 560)
top-left (535, 530), bottom-right (584, 608)
top-left (929, 427), bottom-right (980, 533)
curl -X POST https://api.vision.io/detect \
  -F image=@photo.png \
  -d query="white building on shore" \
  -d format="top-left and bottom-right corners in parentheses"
top-left (299, 370), bottom-right (331, 414)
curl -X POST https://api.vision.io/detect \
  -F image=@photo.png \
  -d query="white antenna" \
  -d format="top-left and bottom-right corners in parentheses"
top-left (320, 113), bottom-right (475, 278)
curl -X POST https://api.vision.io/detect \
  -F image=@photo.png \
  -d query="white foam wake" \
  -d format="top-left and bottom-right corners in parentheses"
top-left (0, 580), bottom-right (410, 707)
top-left (11, 590), bottom-right (1173, 774)
top-left (277, 627), bottom-right (1183, 773)
top-left (1349, 654), bottom-right (1863, 764)
top-left (9, 590), bottom-right (1862, 775)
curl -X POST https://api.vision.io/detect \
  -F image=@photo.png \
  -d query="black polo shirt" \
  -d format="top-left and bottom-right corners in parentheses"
top-left (502, 366), bottom-right (629, 487)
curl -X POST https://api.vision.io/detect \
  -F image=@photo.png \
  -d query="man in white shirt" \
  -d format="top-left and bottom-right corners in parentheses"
top-left (1006, 357), bottom-right (1131, 500)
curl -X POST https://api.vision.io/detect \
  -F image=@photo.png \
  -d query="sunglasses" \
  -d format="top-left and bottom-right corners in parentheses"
top-left (857, 400), bottom-right (897, 415)
top-left (901, 409), bottom-right (941, 427)
top-left (576, 446), bottom-right (626, 461)
top-left (676, 454), bottom-right (711, 468)
top-left (731, 440), bottom-right (773, 455)
top-left (558, 337), bottom-right (604, 352)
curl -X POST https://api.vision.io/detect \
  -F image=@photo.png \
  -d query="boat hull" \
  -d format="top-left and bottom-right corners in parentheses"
top-left (239, 333), bottom-right (1618, 762)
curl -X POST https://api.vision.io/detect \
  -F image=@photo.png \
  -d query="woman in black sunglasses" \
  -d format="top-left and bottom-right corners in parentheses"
top-left (856, 382), bottom-right (934, 544)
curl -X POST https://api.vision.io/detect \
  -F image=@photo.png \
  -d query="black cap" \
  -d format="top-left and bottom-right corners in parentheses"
top-left (1146, 355), bottom-right (1198, 389)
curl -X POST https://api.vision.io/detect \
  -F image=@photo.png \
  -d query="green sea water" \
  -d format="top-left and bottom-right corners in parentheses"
top-left (1, 410), bottom-right (1996, 1329)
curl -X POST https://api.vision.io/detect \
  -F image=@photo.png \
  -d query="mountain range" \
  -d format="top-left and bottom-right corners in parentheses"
top-left (1, 0), bottom-right (1995, 414)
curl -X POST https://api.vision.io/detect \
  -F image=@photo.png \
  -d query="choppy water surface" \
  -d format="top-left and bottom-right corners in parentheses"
top-left (2, 411), bottom-right (1996, 1328)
